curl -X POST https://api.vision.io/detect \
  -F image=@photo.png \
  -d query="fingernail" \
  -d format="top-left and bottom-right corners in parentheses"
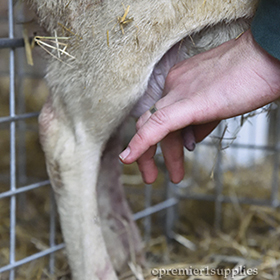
top-left (119, 147), bottom-right (131, 161)
top-left (185, 141), bottom-right (196, 152)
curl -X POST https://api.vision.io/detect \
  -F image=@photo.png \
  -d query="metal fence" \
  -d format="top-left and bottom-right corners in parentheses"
top-left (0, 0), bottom-right (280, 279)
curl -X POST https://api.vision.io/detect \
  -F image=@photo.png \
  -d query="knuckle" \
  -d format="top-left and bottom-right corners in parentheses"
top-left (150, 109), bottom-right (169, 127)
top-left (136, 118), bottom-right (144, 131)
top-left (134, 129), bottom-right (147, 145)
top-left (136, 111), bottom-right (150, 131)
top-left (165, 67), bottom-right (178, 86)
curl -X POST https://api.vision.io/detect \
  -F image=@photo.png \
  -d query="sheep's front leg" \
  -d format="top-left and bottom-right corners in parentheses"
top-left (39, 97), bottom-right (118, 280)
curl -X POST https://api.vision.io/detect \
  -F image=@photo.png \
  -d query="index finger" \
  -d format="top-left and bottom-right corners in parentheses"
top-left (119, 98), bottom-right (197, 163)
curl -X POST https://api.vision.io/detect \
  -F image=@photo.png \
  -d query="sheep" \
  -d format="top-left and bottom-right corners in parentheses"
top-left (28, 0), bottom-right (258, 279)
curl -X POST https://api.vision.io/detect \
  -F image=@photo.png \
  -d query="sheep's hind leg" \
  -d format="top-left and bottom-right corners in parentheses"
top-left (39, 97), bottom-right (118, 280)
top-left (97, 125), bottom-right (145, 275)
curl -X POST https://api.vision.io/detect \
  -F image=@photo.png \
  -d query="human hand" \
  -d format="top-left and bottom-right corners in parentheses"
top-left (119, 30), bottom-right (280, 184)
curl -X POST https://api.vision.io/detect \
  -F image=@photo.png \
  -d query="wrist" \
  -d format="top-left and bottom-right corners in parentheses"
top-left (244, 30), bottom-right (280, 96)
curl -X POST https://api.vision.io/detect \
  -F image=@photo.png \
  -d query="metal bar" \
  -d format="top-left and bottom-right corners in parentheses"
top-left (49, 190), bottom-right (57, 274)
top-left (271, 109), bottom-right (280, 207)
top-left (201, 140), bottom-right (277, 152)
top-left (0, 71), bottom-right (43, 79)
top-left (144, 184), bottom-right (152, 243)
top-left (125, 186), bottom-right (164, 196)
top-left (8, 0), bottom-right (16, 278)
top-left (165, 181), bottom-right (177, 240)
top-left (0, 112), bottom-right (40, 124)
top-left (0, 37), bottom-right (25, 49)
top-left (0, 244), bottom-right (65, 274)
top-left (133, 198), bottom-right (178, 221)
top-left (0, 37), bottom-right (34, 49)
top-left (176, 192), bottom-right (280, 208)
top-left (214, 124), bottom-right (224, 230)
top-left (0, 180), bottom-right (50, 200)
top-left (17, 34), bottom-right (28, 214)
top-left (249, 117), bottom-right (257, 165)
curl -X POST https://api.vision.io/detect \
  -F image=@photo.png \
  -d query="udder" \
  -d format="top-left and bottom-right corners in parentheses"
top-left (130, 42), bottom-right (188, 118)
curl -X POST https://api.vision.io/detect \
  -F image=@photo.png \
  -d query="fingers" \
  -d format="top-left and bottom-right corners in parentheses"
top-left (160, 131), bottom-right (184, 183)
top-left (182, 126), bottom-right (196, 151)
top-left (119, 99), bottom-right (195, 163)
top-left (136, 107), bottom-right (185, 184)
top-left (136, 145), bottom-right (158, 184)
top-left (193, 121), bottom-right (220, 143)
top-left (134, 126), bottom-right (185, 184)
top-left (181, 121), bottom-right (220, 151)
top-left (120, 104), bottom-right (217, 184)
top-left (122, 108), bottom-right (159, 184)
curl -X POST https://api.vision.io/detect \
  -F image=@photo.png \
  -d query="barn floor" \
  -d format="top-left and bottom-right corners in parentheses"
top-left (0, 157), bottom-right (280, 280)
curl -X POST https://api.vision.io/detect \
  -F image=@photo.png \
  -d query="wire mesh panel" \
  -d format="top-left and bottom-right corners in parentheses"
top-left (0, 1), bottom-right (65, 279)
